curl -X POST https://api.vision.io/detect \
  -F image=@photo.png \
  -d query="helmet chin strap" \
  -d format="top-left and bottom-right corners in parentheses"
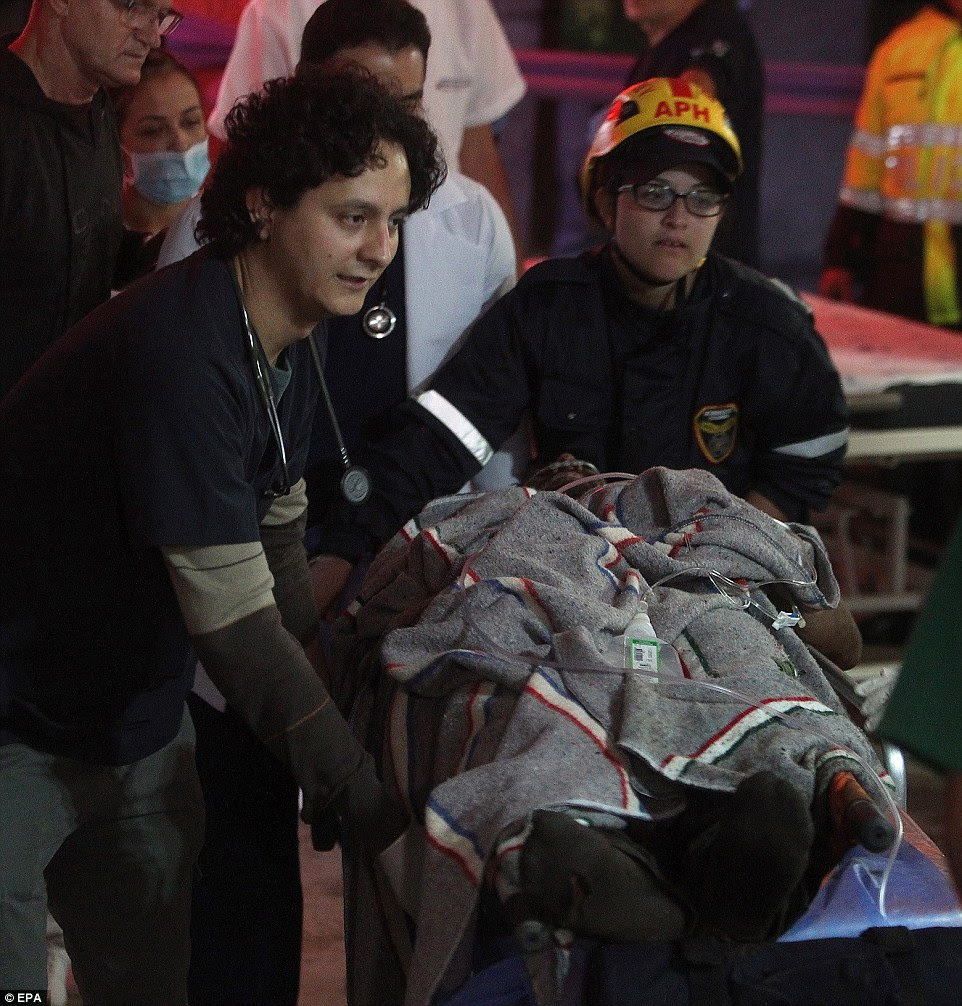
top-left (610, 240), bottom-right (706, 309)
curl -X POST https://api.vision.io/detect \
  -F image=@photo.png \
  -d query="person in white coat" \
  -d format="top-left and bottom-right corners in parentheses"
top-left (206, 0), bottom-right (526, 247)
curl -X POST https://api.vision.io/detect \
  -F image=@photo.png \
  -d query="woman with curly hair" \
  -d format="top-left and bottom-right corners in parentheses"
top-left (0, 68), bottom-right (442, 1005)
top-left (197, 65), bottom-right (444, 260)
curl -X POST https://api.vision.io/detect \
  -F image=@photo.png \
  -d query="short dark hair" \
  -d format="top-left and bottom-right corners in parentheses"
top-left (299, 0), bottom-right (431, 67)
top-left (196, 68), bottom-right (445, 257)
top-left (110, 47), bottom-right (200, 129)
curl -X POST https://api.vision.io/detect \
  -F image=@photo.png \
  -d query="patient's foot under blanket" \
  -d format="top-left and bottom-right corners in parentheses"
top-left (330, 468), bottom-right (886, 1005)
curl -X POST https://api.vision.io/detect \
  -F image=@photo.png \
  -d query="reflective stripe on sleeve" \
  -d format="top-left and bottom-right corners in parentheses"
top-left (886, 195), bottom-right (962, 225)
top-left (849, 124), bottom-right (962, 160)
top-left (888, 122), bottom-right (962, 148)
top-left (841, 187), bottom-right (962, 224)
top-left (839, 186), bottom-right (883, 214)
top-left (772, 428), bottom-right (849, 459)
top-left (848, 128), bottom-right (886, 158)
top-left (415, 390), bottom-right (494, 467)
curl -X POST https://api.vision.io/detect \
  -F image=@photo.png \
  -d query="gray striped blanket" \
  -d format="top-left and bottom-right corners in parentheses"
top-left (330, 467), bottom-right (885, 1005)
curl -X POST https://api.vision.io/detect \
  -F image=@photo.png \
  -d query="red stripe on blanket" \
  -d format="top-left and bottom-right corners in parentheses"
top-left (525, 680), bottom-right (631, 808)
top-left (659, 695), bottom-right (827, 770)
top-left (456, 680), bottom-right (491, 771)
top-left (424, 528), bottom-right (455, 568)
top-left (495, 839), bottom-right (525, 861)
top-left (425, 826), bottom-right (481, 885)
top-left (519, 577), bottom-right (559, 632)
top-left (699, 695), bottom-right (820, 759)
top-left (602, 548), bottom-right (622, 570)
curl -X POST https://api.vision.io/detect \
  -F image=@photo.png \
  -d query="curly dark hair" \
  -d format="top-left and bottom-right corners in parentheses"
top-left (196, 68), bottom-right (446, 257)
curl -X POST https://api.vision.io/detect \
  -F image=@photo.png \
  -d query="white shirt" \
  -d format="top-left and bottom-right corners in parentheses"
top-left (207, 0), bottom-right (527, 170)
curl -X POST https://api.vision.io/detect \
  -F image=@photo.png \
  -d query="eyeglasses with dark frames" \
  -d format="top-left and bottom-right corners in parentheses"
top-left (110, 0), bottom-right (183, 37)
top-left (618, 179), bottom-right (729, 218)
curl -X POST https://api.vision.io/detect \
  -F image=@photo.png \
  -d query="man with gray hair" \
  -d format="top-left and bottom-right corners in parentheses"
top-left (0, 0), bottom-right (176, 397)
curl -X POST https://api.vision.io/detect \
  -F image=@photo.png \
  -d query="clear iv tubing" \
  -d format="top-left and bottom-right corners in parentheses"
top-left (447, 472), bottom-right (904, 915)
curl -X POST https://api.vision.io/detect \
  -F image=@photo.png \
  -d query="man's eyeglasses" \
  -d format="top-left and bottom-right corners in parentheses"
top-left (111, 0), bottom-right (183, 37)
top-left (618, 180), bottom-right (729, 218)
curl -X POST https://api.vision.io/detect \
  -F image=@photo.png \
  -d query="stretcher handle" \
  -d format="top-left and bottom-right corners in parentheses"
top-left (829, 771), bottom-right (896, 853)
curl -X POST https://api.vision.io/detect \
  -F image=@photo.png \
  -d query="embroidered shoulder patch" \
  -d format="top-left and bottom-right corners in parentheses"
top-left (693, 403), bottom-right (739, 463)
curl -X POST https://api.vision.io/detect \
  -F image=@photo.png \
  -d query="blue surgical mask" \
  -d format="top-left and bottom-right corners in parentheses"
top-left (127, 138), bottom-right (210, 205)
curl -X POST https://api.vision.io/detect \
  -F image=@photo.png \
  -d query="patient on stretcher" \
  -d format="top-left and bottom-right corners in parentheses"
top-left (329, 465), bottom-right (892, 1004)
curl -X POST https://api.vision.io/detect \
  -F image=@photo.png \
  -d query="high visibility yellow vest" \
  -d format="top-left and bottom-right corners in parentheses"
top-left (840, 5), bottom-right (962, 325)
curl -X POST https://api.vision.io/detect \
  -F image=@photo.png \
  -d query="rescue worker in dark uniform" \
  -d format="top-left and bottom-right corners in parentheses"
top-left (315, 77), bottom-right (849, 603)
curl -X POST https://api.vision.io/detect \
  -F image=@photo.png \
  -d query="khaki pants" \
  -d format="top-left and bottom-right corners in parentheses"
top-left (0, 710), bottom-right (203, 1005)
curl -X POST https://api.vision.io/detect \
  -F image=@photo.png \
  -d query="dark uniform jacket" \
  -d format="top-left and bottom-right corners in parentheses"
top-left (0, 253), bottom-right (318, 764)
top-left (324, 250), bottom-right (849, 557)
top-left (0, 43), bottom-right (123, 397)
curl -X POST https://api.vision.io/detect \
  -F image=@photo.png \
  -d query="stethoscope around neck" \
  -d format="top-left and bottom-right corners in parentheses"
top-left (231, 266), bottom-right (372, 505)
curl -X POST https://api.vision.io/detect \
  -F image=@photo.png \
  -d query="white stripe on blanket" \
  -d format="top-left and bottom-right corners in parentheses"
top-left (660, 696), bottom-right (835, 780)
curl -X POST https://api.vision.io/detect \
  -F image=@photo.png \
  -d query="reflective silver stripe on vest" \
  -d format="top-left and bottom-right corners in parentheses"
top-left (842, 186), bottom-right (962, 224)
top-left (851, 123), bottom-right (962, 156)
top-left (884, 195), bottom-right (962, 225)
top-left (888, 122), bottom-right (962, 148)
top-left (415, 390), bottom-right (494, 467)
top-left (839, 185), bottom-right (883, 214)
top-left (848, 128), bottom-right (886, 158)
top-left (773, 428), bottom-right (849, 459)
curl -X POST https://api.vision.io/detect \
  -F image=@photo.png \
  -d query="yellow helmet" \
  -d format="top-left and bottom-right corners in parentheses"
top-left (581, 76), bottom-right (743, 220)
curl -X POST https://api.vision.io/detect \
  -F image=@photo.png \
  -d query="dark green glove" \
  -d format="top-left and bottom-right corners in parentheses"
top-left (310, 755), bottom-right (407, 854)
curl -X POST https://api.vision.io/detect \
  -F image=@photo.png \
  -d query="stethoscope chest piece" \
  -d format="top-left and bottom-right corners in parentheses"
top-left (340, 465), bottom-right (372, 505)
top-left (362, 302), bottom-right (397, 339)
top-left (306, 327), bottom-right (374, 506)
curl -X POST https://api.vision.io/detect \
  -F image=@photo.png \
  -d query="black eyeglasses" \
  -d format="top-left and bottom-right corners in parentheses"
top-left (110, 0), bottom-right (183, 37)
top-left (618, 180), bottom-right (729, 218)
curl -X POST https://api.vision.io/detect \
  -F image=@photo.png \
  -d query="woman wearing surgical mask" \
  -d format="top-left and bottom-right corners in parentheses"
top-left (112, 49), bottom-right (210, 286)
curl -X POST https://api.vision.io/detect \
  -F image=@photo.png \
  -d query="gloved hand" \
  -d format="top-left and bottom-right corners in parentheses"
top-left (310, 755), bottom-right (407, 854)
top-left (309, 801), bottom-right (341, 852)
top-left (854, 665), bottom-right (899, 732)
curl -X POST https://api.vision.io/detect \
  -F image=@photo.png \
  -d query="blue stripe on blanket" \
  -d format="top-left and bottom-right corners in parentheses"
top-left (425, 796), bottom-right (486, 886)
